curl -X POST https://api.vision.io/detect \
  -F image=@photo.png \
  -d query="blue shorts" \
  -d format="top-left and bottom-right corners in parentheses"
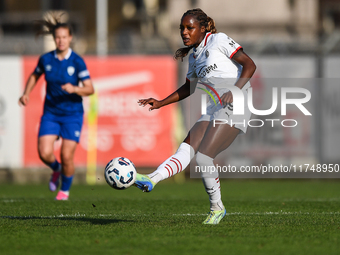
top-left (38, 113), bottom-right (83, 143)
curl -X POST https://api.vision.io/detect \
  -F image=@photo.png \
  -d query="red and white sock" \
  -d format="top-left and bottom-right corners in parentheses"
top-left (196, 151), bottom-right (224, 211)
top-left (148, 143), bottom-right (194, 184)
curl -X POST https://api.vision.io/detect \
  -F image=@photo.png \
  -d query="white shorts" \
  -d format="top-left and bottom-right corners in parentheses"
top-left (197, 88), bottom-right (251, 134)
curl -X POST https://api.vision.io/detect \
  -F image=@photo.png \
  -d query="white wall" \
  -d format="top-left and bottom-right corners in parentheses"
top-left (0, 56), bottom-right (23, 168)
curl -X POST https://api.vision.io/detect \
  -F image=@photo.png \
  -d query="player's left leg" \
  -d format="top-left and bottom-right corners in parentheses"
top-left (55, 139), bottom-right (78, 200)
top-left (55, 116), bottom-right (82, 200)
top-left (197, 122), bottom-right (240, 224)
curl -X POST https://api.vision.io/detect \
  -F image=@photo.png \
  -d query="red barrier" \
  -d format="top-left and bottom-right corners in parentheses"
top-left (23, 56), bottom-right (177, 167)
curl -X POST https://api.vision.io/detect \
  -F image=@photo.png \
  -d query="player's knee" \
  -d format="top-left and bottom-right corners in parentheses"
top-left (38, 147), bottom-right (53, 162)
top-left (177, 142), bottom-right (195, 160)
top-left (196, 151), bottom-right (213, 167)
top-left (60, 153), bottom-right (73, 165)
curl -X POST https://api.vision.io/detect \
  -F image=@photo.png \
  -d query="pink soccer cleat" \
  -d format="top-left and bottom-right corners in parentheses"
top-left (55, 190), bottom-right (69, 201)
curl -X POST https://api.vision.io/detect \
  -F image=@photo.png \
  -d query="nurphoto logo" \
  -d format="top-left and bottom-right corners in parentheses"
top-left (200, 82), bottom-right (312, 128)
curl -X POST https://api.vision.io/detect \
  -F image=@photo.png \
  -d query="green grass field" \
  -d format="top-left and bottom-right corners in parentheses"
top-left (0, 180), bottom-right (339, 255)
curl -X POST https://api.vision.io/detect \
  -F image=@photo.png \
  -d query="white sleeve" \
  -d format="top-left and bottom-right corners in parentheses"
top-left (186, 54), bottom-right (197, 82)
top-left (217, 33), bottom-right (242, 59)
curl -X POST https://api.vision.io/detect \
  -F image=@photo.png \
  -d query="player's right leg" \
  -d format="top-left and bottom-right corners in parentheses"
top-left (134, 121), bottom-right (210, 192)
top-left (38, 135), bottom-right (61, 192)
top-left (38, 114), bottom-right (63, 192)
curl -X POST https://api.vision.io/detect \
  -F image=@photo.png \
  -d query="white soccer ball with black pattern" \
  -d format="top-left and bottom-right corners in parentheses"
top-left (104, 157), bottom-right (137, 190)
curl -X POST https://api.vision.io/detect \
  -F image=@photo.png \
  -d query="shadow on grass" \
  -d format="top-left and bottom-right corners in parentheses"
top-left (0, 216), bottom-right (133, 225)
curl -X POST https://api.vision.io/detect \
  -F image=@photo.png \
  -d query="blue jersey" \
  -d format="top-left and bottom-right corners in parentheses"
top-left (34, 49), bottom-right (90, 116)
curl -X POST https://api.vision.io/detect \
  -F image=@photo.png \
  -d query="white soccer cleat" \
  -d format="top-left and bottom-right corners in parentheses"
top-left (202, 209), bottom-right (227, 224)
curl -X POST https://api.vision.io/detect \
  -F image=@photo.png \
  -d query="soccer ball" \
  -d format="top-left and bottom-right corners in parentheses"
top-left (104, 157), bottom-right (137, 190)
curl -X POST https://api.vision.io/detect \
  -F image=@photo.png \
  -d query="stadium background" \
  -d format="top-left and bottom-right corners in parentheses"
top-left (0, 0), bottom-right (340, 183)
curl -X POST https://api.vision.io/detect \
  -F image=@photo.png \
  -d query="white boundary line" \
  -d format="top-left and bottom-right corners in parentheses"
top-left (3, 198), bottom-right (340, 203)
top-left (1, 211), bottom-right (339, 219)
top-left (1, 199), bottom-right (24, 203)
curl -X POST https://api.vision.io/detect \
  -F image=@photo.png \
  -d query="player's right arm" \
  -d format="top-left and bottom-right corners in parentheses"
top-left (18, 73), bottom-right (41, 106)
top-left (138, 78), bottom-right (195, 111)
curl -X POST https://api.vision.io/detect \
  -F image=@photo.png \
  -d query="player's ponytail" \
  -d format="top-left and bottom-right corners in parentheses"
top-left (174, 8), bottom-right (217, 61)
top-left (35, 12), bottom-right (72, 38)
top-left (206, 16), bottom-right (217, 34)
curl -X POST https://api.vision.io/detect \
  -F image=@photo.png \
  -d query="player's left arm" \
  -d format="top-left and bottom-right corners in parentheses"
top-left (232, 49), bottom-right (256, 89)
top-left (61, 57), bottom-right (94, 96)
top-left (61, 79), bottom-right (94, 96)
top-left (221, 49), bottom-right (256, 104)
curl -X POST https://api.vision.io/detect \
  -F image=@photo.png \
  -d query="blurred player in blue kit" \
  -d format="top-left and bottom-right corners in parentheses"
top-left (19, 14), bottom-right (94, 200)
top-left (136, 9), bottom-right (256, 224)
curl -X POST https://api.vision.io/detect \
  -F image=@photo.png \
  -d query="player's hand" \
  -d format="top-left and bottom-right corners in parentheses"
top-left (221, 91), bottom-right (233, 107)
top-left (18, 94), bottom-right (29, 106)
top-left (61, 83), bottom-right (77, 94)
top-left (138, 98), bottom-right (162, 111)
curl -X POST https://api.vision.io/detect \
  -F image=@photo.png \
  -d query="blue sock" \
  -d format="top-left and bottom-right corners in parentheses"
top-left (47, 160), bottom-right (61, 172)
top-left (61, 174), bottom-right (74, 192)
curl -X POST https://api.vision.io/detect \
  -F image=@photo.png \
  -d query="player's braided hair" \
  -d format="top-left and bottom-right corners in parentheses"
top-left (174, 8), bottom-right (217, 61)
top-left (35, 12), bottom-right (72, 38)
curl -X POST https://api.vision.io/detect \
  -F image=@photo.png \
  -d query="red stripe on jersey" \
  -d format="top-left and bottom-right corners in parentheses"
top-left (172, 158), bottom-right (183, 172)
top-left (204, 33), bottom-right (212, 46)
top-left (170, 159), bottom-right (179, 173)
top-left (165, 166), bottom-right (171, 177)
top-left (166, 164), bottom-right (173, 175)
top-left (216, 180), bottom-right (220, 184)
top-left (230, 46), bottom-right (242, 59)
top-left (215, 177), bottom-right (219, 180)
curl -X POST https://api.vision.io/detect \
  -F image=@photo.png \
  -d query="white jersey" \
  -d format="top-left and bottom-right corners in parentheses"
top-left (186, 32), bottom-right (250, 94)
top-left (186, 32), bottom-right (252, 133)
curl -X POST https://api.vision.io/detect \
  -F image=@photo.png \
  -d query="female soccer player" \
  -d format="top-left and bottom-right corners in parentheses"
top-left (135, 8), bottom-right (256, 224)
top-left (18, 14), bottom-right (94, 200)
